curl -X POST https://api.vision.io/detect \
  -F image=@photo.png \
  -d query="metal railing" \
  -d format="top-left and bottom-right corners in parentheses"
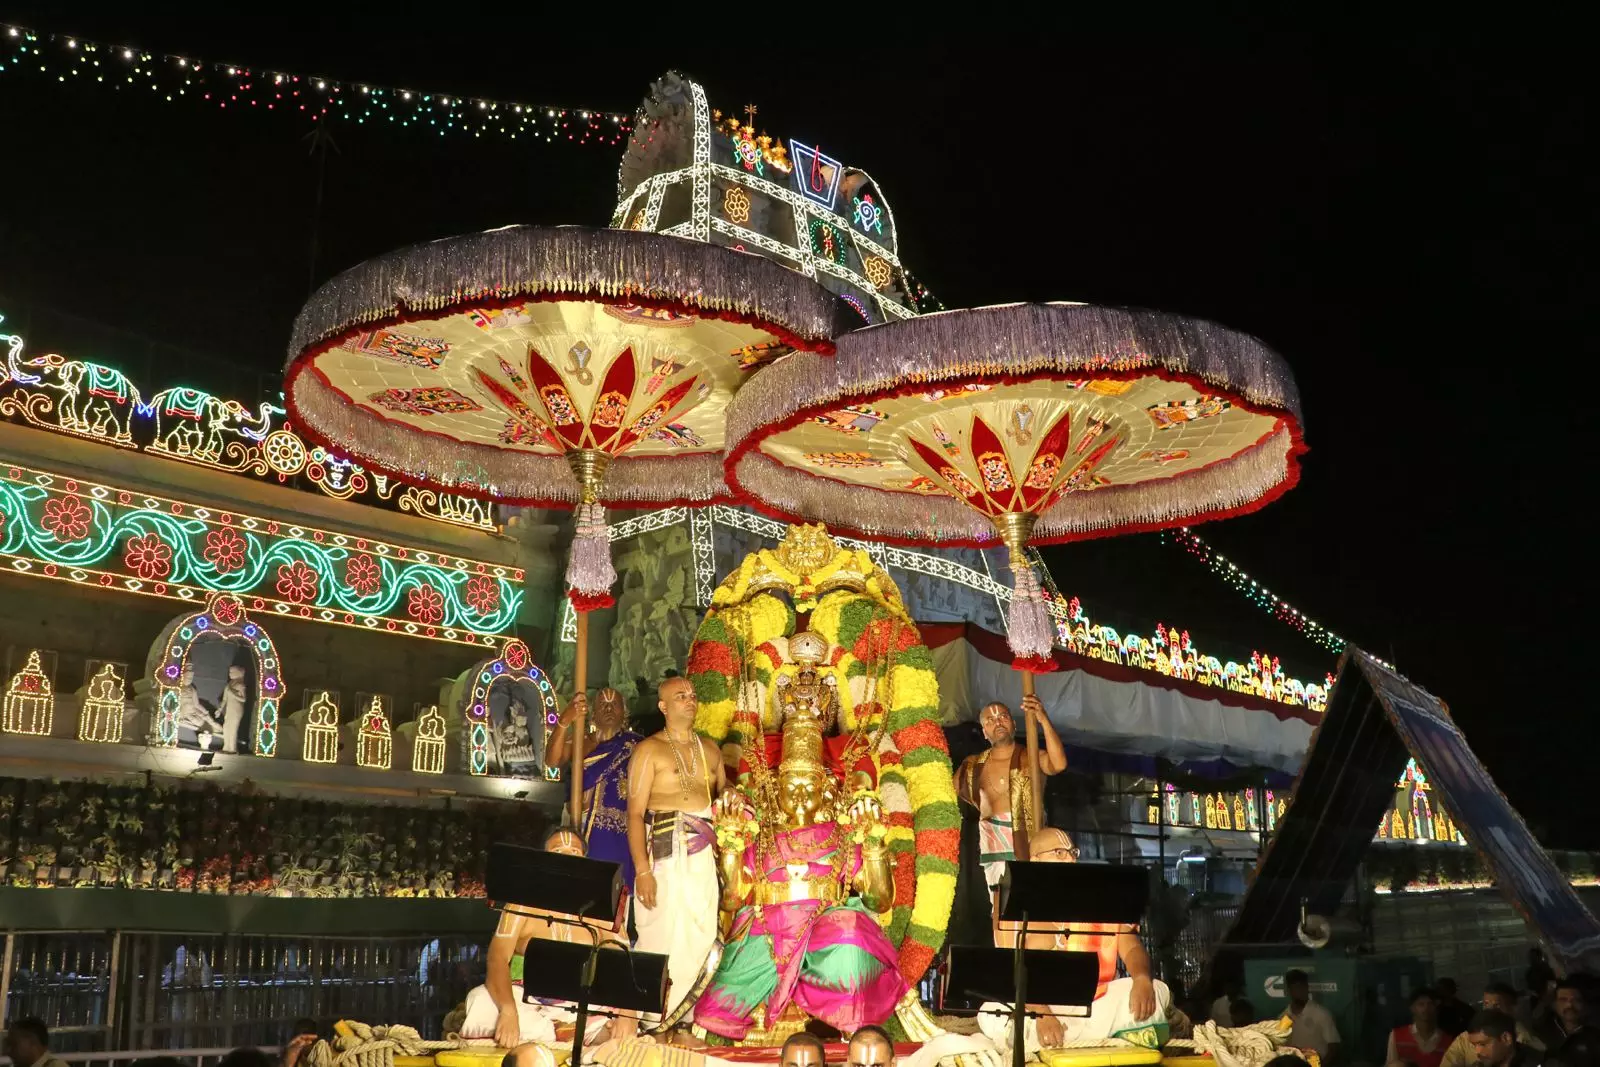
top-left (2, 930), bottom-right (484, 1054)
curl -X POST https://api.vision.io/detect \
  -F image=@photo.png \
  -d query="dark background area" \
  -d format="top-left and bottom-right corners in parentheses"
top-left (0, 14), bottom-right (1586, 842)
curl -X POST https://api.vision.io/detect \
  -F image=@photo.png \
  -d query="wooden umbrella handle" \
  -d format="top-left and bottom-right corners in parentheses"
top-left (1022, 669), bottom-right (1043, 834)
top-left (570, 610), bottom-right (589, 832)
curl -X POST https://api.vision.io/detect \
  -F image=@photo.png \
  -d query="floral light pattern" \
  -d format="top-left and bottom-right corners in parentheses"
top-left (275, 561), bottom-right (320, 604)
top-left (203, 528), bottom-right (247, 574)
top-left (40, 495), bottom-right (91, 542)
top-left (408, 584), bottom-right (445, 625)
top-left (124, 534), bottom-right (173, 580)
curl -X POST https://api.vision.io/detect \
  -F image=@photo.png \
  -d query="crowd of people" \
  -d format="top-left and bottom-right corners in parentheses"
top-left (1190, 956), bottom-right (1600, 1067)
top-left (2, 1018), bottom-right (318, 1067)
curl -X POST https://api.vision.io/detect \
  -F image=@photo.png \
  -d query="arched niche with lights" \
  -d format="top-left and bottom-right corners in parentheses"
top-left (451, 639), bottom-right (558, 777)
top-left (143, 592), bottom-right (284, 756)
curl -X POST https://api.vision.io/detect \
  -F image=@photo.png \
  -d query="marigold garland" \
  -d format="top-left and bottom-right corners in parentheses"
top-left (687, 575), bottom-right (956, 984)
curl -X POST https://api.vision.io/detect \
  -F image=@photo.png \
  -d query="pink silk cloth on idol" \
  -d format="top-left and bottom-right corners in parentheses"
top-left (694, 821), bottom-right (906, 1039)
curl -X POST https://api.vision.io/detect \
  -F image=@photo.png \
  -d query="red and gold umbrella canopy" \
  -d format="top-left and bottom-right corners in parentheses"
top-left (285, 226), bottom-right (846, 607)
top-left (285, 226), bottom-right (847, 510)
top-left (724, 302), bottom-right (1305, 668)
top-left (285, 225), bottom-right (847, 820)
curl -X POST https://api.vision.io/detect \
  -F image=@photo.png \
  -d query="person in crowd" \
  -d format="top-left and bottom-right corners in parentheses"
top-left (282, 1018), bottom-right (319, 1067)
top-left (1387, 988), bottom-right (1449, 1067)
top-left (1442, 983), bottom-right (1544, 1067)
top-left (1438, 979), bottom-right (1475, 1036)
top-left (217, 1051), bottom-right (274, 1067)
top-left (1467, 1009), bottom-right (1541, 1067)
top-left (1537, 981), bottom-right (1600, 1059)
top-left (781, 1032), bottom-right (829, 1067)
top-left (1284, 968), bottom-right (1342, 1063)
top-left (1528, 951), bottom-right (1558, 1005)
top-left (3, 1019), bottom-right (68, 1067)
top-left (1212, 977), bottom-right (1245, 1025)
top-left (1230, 999), bottom-right (1258, 1027)
top-left (848, 1025), bottom-right (896, 1067)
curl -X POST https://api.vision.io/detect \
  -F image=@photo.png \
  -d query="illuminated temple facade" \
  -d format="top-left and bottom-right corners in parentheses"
top-left (0, 70), bottom-right (1579, 1051)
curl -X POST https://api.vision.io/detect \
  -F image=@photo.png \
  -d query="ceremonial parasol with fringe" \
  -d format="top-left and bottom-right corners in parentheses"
top-left (283, 225), bottom-right (848, 823)
top-left (722, 301), bottom-right (1305, 830)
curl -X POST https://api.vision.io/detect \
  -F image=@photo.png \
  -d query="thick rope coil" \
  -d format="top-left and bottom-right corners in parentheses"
top-left (1165, 1019), bottom-right (1301, 1067)
top-left (303, 1020), bottom-right (466, 1067)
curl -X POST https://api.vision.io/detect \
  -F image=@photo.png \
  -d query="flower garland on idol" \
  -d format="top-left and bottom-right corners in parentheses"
top-left (687, 555), bottom-right (956, 985)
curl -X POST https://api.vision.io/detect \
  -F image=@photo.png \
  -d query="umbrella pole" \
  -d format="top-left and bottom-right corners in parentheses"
top-left (570, 609), bottom-right (589, 832)
top-left (1022, 669), bottom-right (1043, 834)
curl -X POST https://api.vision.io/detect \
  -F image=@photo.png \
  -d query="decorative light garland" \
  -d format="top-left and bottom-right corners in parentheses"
top-left (149, 593), bottom-right (284, 754)
top-left (461, 639), bottom-right (558, 778)
top-left (77, 662), bottom-right (127, 743)
top-left (0, 22), bottom-right (629, 146)
top-left (1, 312), bottom-right (495, 531)
top-left (302, 691), bottom-right (339, 764)
top-left (356, 694), bottom-right (393, 770)
top-left (566, 503), bottom-right (1336, 712)
top-left (611, 76), bottom-right (919, 326)
top-left (1165, 527), bottom-right (1348, 655)
top-left (0, 460), bottom-right (523, 646)
top-left (2, 649), bottom-right (54, 736)
top-left (412, 704), bottom-right (448, 774)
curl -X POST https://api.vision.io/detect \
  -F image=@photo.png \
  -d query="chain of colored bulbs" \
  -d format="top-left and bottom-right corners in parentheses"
top-left (0, 21), bottom-right (952, 363)
top-left (1165, 527), bottom-right (1349, 655)
top-left (0, 21), bottom-right (630, 145)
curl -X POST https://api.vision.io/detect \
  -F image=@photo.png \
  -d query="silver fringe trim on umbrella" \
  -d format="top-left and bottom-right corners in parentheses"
top-left (288, 224), bottom-right (853, 358)
top-left (566, 502), bottom-right (618, 605)
top-left (724, 303), bottom-right (1304, 544)
top-left (730, 424), bottom-right (1299, 544)
top-left (728, 303), bottom-right (1300, 448)
top-left (290, 372), bottom-right (726, 505)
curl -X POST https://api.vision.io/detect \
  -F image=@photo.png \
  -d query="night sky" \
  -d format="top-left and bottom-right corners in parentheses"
top-left (0, 17), bottom-right (1585, 842)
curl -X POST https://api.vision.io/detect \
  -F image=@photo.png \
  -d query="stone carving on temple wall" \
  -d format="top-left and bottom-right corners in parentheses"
top-left (605, 523), bottom-right (700, 706)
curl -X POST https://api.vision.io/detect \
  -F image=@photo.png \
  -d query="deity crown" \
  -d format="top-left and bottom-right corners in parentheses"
top-left (778, 693), bottom-right (828, 776)
top-left (741, 523), bottom-right (875, 602)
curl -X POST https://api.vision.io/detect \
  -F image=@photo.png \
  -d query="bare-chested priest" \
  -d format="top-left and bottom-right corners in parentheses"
top-left (461, 828), bottom-right (636, 1063)
top-left (954, 693), bottom-right (1067, 887)
top-left (627, 677), bottom-right (724, 1024)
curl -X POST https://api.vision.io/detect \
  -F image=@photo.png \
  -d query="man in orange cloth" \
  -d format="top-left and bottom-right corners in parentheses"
top-left (978, 828), bottom-right (1170, 1056)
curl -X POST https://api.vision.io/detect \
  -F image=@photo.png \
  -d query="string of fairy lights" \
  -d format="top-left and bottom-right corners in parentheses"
top-left (0, 20), bottom-right (952, 307)
top-left (1165, 527), bottom-right (1348, 655)
top-left (0, 22), bottom-right (631, 145)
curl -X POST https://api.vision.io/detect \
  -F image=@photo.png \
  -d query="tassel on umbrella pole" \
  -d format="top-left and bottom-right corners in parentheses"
top-left (999, 512), bottom-right (1049, 835)
top-left (565, 449), bottom-right (614, 833)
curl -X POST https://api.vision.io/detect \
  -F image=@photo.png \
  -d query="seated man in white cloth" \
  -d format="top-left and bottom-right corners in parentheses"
top-left (979, 828), bottom-right (1172, 1056)
top-left (627, 677), bottom-right (724, 1028)
top-left (461, 828), bottom-right (635, 1063)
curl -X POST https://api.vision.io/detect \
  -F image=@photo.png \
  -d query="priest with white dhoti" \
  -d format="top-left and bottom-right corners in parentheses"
top-left (626, 678), bottom-right (724, 1026)
top-left (978, 828), bottom-right (1173, 1056)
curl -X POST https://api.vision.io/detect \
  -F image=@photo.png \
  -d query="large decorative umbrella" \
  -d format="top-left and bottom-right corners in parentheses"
top-left (284, 225), bottom-right (847, 822)
top-left (723, 302), bottom-right (1304, 829)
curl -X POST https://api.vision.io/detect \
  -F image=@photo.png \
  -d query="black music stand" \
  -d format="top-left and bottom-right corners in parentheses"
top-left (967, 861), bottom-right (1151, 1067)
top-left (486, 842), bottom-right (666, 1065)
top-left (998, 860), bottom-right (1149, 925)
